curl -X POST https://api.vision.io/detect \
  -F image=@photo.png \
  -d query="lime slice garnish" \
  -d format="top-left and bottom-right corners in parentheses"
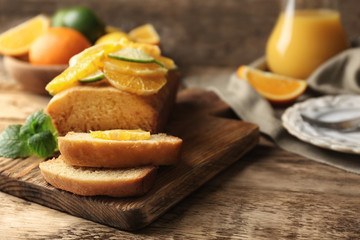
top-left (78, 70), bottom-right (105, 83)
top-left (108, 47), bottom-right (165, 67)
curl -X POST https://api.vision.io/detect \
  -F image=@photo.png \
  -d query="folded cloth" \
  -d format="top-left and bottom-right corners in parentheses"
top-left (308, 48), bottom-right (360, 94)
top-left (184, 48), bottom-right (360, 174)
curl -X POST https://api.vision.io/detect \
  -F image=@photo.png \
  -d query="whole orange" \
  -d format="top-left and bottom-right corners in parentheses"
top-left (29, 27), bottom-right (91, 65)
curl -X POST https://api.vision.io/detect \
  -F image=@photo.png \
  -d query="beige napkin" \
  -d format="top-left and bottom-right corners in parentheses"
top-left (308, 48), bottom-right (360, 94)
top-left (184, 48), bottom-right (360, 174)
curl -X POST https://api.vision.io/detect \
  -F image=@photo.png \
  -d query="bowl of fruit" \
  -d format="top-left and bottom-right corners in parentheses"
top-left (0, 6), bottom-right (162, 95)
top-left (0, 7), bottom-right (102, 94)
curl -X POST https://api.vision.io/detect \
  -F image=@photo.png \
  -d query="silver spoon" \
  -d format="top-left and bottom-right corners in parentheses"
top-left (301, 114), bottom-right (360, 132)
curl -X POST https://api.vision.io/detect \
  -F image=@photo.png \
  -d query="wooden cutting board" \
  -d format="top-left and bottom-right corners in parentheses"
top-left (0, 86), bottom-right (259, 231)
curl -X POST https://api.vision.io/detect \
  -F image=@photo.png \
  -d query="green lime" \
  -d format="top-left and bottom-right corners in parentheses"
top-left (108, 48), bottom-right (165, 67)
top-left (51, 6), bottom-right (105, 43)
top-left (78, 70), bottom-right (105, 83)
top-left (51, 8), bottom-right (69, 27)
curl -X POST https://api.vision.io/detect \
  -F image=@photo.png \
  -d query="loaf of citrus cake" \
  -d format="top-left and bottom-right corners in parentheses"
top-left (40, 39), bottom-right (183, 197)
top-left (45, 39), bottom-right (180, 136)
top-left (46, 70), bottom-right (179, 135)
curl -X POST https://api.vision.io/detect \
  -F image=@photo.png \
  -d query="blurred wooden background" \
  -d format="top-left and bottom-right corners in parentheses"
top-left (0, 0), bottom-right (359, 71)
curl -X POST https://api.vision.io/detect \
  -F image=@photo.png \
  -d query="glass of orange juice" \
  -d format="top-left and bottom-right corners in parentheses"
top-left (266, 0), bottom-right (349, 79)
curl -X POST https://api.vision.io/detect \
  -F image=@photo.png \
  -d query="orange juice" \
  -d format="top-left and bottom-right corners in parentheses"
top-left (266, 9), bottom-right (348, 79)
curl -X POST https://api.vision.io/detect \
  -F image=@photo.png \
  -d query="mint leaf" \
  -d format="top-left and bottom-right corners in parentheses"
top-left (19, 124), bottom-right (34, 140)
top-left (0, 110), bottom-right (58, 159)
top-left (22, 110), bottom-right (58, 150)
top-left (41, 114), bottom-right (58, 136)
top-left (41, 113), bottom-right (58, 149)
top-left (28, 130), bottom-right (57, 158)
top-left (25, 110), bottom-right (48, 133)
top-left (0, 125), bottom-right (32, 158)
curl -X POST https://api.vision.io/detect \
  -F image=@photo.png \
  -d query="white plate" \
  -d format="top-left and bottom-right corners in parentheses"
top-left (282, 95), bottom-right (360, 154)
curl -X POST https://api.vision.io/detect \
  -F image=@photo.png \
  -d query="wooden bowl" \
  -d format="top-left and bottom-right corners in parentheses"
top-left (3, 56), bottom-right (67, 94)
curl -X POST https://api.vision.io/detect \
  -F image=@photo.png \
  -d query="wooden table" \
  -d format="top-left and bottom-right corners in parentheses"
top-left (1, 62), bottom-right (360, 239)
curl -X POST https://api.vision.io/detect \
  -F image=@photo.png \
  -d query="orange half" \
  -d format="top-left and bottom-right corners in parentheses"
top-left (237, 65), bottom-right (307, 105)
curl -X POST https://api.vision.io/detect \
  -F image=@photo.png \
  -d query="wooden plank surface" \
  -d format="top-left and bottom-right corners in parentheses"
top-left (1, 68), bottom-right (360, 239)
top-left (0, 86), bottom-right (259, 231)
top-left (2, 136), bottom-right (360, 239)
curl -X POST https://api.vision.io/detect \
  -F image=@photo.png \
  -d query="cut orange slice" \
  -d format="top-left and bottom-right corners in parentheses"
top-left (124, 38), bottom-right (161, 56)
top-left (105, 58), bottom-right (167, 76)
top-left (155, 55), bottom-right (176, 69)
top-left (129, 24), bottom-right (160, 45)
top-left (47, 42), bottom-right (125, 95)
top-left (103, 60), bottom-right (167, 95)
top-left (69, 42), bottom-right (122, 66)
top-left (0, 15), bottom-right (50, 56)
top-left (90, 129), bottom-right (150, 141)
top-left (237, 65), bottom-right (307, 105)
top-left (95, 31), bottom-right (130, 45)
top-left (46, 38), bottom-right (171, 95)
top-left (69, 39), bottom-right (161, 66)
top-left (46, 51), bottom-right (104, 95)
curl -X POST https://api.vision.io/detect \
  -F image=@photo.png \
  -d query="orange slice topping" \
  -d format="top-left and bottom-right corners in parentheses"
top-left (129, 24), bottom-right (160, 45)
top-left (90, 129), bottom-right (150, 141)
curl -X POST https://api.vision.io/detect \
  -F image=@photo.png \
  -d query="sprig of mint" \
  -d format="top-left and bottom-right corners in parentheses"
top-left (0, 110), bottom-right (58, 158)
